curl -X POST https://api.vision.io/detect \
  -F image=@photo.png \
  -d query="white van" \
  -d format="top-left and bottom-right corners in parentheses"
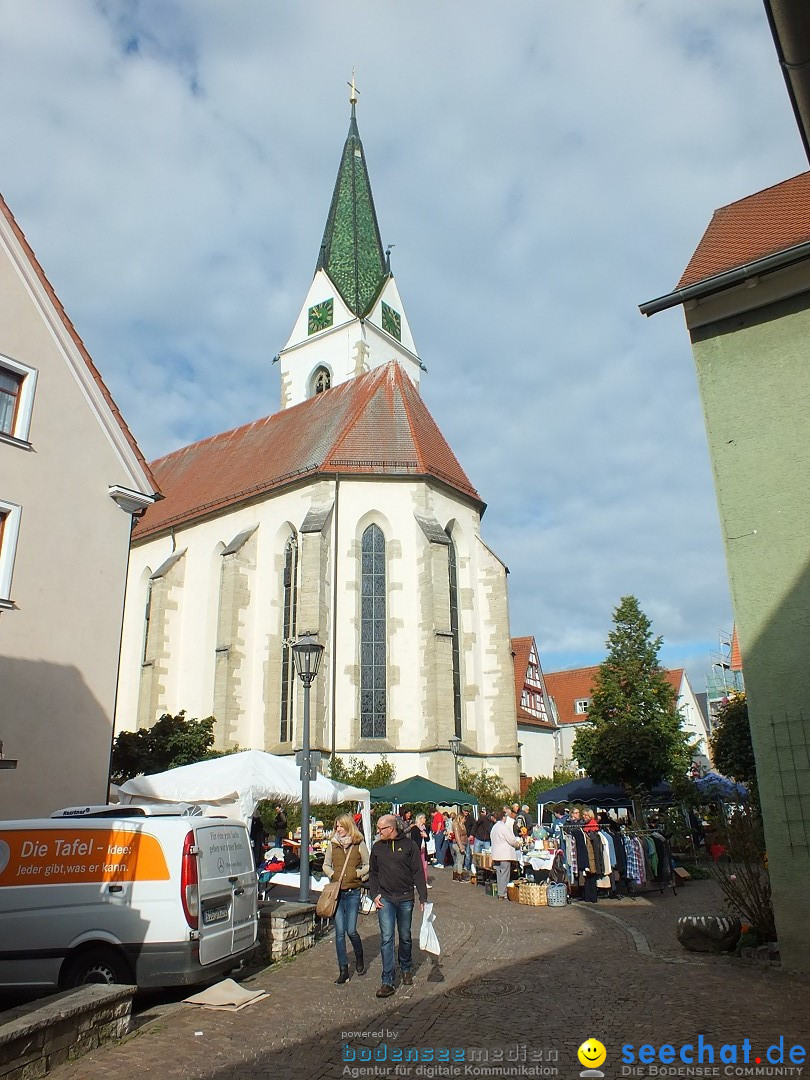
top-left (0, 805), bottom-right (258, 989)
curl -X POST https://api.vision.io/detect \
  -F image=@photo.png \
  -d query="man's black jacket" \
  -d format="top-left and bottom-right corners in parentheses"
top-left (368, 831), bottom-right (428, 904)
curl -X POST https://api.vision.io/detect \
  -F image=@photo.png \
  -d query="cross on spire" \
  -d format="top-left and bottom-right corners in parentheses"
top-left (348, 69), bottom-right (359, 106)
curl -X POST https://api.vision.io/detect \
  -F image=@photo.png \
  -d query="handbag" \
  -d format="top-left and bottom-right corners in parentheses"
top-left (359, 890), bottom-right (376, 915)
top-left (426, 835), bottom-right (436, 856)
top-left (315, 843), bottom-right (350, 918)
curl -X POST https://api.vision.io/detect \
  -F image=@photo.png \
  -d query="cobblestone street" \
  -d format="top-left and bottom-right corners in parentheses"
top-left (52, 871), bottom-right (810, 1080)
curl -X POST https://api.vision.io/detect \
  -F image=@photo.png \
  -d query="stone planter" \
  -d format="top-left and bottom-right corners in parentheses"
top-left (676, 914), bottom-right (742, 953)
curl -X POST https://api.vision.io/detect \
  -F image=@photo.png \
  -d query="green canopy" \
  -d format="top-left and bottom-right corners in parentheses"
top-left (368, 774), bottom-right (477, 807)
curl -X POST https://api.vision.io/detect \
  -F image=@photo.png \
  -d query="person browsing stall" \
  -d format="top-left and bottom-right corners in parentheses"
top-left (490, 809), bottom-right (521, 899)
top-left (368, 814), bottom-right (428, 998)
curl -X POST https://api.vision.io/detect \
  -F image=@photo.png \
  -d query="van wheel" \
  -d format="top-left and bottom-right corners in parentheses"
top-left (61, 947), bottom-right (133, 988)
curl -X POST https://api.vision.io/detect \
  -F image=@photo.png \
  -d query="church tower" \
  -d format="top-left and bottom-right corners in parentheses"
top-left (278, 88), bottom-right (423, 408)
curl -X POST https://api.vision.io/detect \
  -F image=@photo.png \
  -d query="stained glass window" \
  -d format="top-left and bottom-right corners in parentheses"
top-left (280, 535), bottom-right (299, 742)
top-left (360, 524), bottom-right (386, 738)
top-left (447, 529), bottom-right (462, 738)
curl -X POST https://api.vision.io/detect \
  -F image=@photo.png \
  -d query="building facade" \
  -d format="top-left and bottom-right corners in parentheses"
top-left (642, 168), bottom-right (810, 971)
top-left (512, 636), bottom-right (561, 780)
top-left (0, 194), bottom-right (157, 818)
top-left (115, 105), bottom-right (520, 790)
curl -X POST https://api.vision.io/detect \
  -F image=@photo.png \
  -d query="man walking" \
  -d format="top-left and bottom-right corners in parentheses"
top-left (368, 814), bottom-right (428, 998)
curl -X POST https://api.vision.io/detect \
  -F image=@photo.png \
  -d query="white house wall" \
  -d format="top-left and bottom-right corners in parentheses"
top-left (518, 726), bottom-right (558, 779)
top-left (0, 230), bottom-right (147, 817)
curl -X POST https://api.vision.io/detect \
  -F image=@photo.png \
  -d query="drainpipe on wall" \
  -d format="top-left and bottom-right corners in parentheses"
top-left (330, 473), bottom-right (340, 764)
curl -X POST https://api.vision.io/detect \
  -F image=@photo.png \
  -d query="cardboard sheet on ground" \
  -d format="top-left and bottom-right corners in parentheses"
top-left (183, 978), bottom-right (268, 1011)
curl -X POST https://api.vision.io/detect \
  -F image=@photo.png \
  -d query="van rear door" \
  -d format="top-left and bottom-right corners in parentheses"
top-left (195, 823), bottom-right (256, 965)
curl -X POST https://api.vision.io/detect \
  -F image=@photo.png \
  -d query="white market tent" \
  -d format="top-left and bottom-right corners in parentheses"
top-left (116, 749), bottom-right (371, 842)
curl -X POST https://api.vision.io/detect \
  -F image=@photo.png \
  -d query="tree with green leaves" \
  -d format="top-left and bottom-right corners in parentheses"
top-left (327, 754), bottom-right (395, 791)
top-left (457, 762), bottom-right (514, 809)
top-left (710, 692), bottom-right (757, 789)
top-left (572, 596), bottom-right (695, 807)
top-left (110, 711), bottom-right (230, 784)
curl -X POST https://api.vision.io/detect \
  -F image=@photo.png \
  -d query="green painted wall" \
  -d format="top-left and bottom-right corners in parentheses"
top-left (690, 288), bottom-right (810, 971)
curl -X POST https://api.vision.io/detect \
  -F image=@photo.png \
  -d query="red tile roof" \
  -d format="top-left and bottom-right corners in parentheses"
top-left (135, 361), bottom-right (481, 539)
top-left (0, 193), bottom-right (158, 495)
top-left (730, 627), bottom-right (743, 672)
top-left (511, 635), bottom-right (557, 730)
top-left (678, 171), bottom-right (810, 289)
top-left (543, 666), bottom-right (600, 727)
top-left (544, 665), bottom-right (684, 725)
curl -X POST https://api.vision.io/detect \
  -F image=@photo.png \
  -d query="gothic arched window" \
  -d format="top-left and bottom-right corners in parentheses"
top-left (312, 366), bottom-right (331, 395)
top-left (280, 534), bottom-right (299, 742)
top-left (360, 523), bottom-right (386, 739)
top-left (446, 529), bottom-right (462, 738)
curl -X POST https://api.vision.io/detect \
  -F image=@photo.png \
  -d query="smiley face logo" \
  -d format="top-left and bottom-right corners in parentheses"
top-left (578, 1039), bottom-right (607, 1070)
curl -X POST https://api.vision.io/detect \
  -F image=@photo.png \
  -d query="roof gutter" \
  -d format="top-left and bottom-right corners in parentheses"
top-left (639, 238), bottom-right (810, 316)
top-left (763, 0), bottom-right (810, 166)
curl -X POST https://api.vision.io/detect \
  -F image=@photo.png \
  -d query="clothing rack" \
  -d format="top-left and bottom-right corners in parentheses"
top-left (557, 825), bottom-right (678, 897)
top-left (615, 828), bottom-right (677, 897)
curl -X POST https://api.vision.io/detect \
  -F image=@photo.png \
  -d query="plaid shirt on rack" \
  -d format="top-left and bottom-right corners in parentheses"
top-left (623, 835), bottom-right (643, 883)
top-left (565, 834), bottom-right (578, 879)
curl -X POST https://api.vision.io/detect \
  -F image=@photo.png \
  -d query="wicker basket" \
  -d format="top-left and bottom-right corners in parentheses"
top-left (506, 881), bottom-right (521, 902)
top-left (518, 881), bottom-right (549, 906)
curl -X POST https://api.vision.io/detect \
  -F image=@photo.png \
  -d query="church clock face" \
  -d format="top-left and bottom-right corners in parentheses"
top-left (381, 301), bottom-right (401, 341)
top-left (308, 298), bottom-right (334, 335)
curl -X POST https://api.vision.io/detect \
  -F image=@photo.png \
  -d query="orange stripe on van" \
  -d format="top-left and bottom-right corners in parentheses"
top-left (0, 830), bottom-right (170, 885)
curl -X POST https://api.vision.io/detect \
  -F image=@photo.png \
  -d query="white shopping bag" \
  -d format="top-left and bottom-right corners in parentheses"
top-left (419, 901), bottom-right (440, 955)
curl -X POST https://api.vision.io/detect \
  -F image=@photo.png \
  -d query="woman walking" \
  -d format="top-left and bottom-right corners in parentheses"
top-left (409, 812), bottom-right (432, 889)
top-left (323, 814), bottom-right (370, 984)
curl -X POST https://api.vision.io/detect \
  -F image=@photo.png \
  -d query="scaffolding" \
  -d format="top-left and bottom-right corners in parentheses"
top-left (705, 629), bottom-right (744, 728)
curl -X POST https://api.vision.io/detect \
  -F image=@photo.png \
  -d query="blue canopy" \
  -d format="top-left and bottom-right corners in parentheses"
top-left (694, 770), bottom-right (748, 800)
top-left (536, 777), bottom-right (674, 812)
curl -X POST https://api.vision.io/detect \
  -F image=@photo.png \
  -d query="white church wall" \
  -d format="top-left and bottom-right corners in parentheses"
top-left (279, 271), bottom-right (421, 409)
top-left (117, 474), bottom-right (518, 787)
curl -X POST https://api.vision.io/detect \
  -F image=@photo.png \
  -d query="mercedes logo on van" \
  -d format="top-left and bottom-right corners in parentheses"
top-left (0, 840), bottom-right (9, 876)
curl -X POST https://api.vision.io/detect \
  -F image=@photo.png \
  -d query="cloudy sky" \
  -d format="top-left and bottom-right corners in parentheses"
top-left (0, 1), bottom-right (804, 687)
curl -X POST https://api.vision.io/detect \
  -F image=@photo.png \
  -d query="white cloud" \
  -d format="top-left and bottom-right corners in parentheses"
top-left (0, 0), bottom-right (803, 681)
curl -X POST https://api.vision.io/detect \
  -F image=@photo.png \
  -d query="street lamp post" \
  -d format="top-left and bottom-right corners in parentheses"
top-left (291, 633), bottom-right (325, 904)
top-left (448, 735), bottom-right (461, 790)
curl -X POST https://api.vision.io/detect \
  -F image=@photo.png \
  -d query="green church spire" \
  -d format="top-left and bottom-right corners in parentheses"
top-left (317, 87), bottom-right (387, 318)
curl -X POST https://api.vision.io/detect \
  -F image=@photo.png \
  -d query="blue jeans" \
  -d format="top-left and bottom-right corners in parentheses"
top-left (433, 833), bottom-right (448, 864)
top-left (377, 897), bottom-right (414, 987)
top-left (334, 888), bottom-right (362, 968)
top-left (473, 838), bottom-right (491, 855)
top-left (463, 841), bottom-right (473, 872)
